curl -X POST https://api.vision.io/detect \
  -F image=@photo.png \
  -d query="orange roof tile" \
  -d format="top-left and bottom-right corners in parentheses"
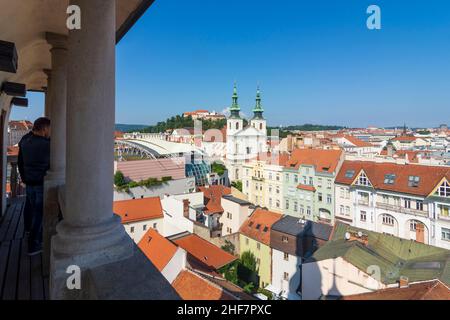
top-left (138, 228), bottom-right (178, 272)
top-left (392, 135), bottom-right (417, 142)
top-left (113, 197), bottom-right (163, 223)
top-left (198, 185), bottom-right (231, 215)
top-left (239, 209), bottom-right (282, 246)
top-left (336, 160), bottom-right (450, 197)
top-left (297, 184), bottom-right (316, 192)
top-left (172, 270), bottom-right (235, 300)
top-left (173, 234), bottom-right (236, 270)
top-left (341, 135), bottom-right (373, 148)
top-left (246, 152), bottom-right (290, 166)
top-left (285, 148), bottom-right (342, 173)
top-left (342, 280), bottom-right (450, 300)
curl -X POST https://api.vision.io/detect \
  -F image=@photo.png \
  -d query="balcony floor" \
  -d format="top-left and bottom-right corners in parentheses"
top-left (0, 197), bottom-right (48, 300)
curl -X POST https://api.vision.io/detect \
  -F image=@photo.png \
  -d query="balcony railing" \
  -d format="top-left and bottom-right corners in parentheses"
top-left (376, 202), bottom-right (428, 216)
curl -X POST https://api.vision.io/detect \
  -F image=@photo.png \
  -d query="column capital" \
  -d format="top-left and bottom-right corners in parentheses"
top-left (43, 68), bottom-right (52, 78)
top-left (45, 32), bottom-right (68, 50)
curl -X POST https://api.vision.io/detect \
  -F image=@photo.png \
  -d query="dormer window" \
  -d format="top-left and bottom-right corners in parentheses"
top-left (256, 224), bottom-right (261, 230)
top-left (436, 180), bottom-right (450, 197)
top-left (345, 170), bottom-right (355, 179)
top-left (408, 176), bottom-right (420, 187)
top-left (384, 174), bottom-right (396, 185)
top-left (357, 172), bottom-right (372, 187)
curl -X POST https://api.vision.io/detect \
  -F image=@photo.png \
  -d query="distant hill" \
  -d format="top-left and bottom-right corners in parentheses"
top-left (115, 124), bottom-right (149, 133)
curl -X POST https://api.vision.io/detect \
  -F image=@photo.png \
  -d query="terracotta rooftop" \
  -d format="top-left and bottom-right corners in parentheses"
top-left (239, 208), bottom-right (282, 246)
top-left (296, 184), bottom-right (316, 192)
top-left (198, 185), bottom-right (231, 215)
top-left (340, 135), bottom-right (373, 148)
top-left (113, 196), bottom-right (163, 223)
top-left (392, 135), bottom-right (418, 142)
top-left (342, 280), bottom-right (450, 300)
top-left (335, 160), bottom-right (450, 197)
top-left (172, 270), bottom-right (235, 300)
top-left (137, 228), bottom-right (178, 272)
top-left (285, 148), bottom-right (342, 173)
top-left (8, 120), bottom-right (32, 131)
top-left (173, 234), bottom-right (237, 270)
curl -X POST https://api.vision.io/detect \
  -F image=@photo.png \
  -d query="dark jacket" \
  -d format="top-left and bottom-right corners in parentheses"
top-left (18, 132), bottom-right (50, 186)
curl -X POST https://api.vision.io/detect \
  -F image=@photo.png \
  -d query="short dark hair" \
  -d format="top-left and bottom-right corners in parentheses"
top-left (33, 117), bottom-right (51, 132)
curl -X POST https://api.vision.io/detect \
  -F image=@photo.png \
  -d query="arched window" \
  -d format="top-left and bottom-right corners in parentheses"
top-left (382, 214), bottom-right (395, 226)
top-left (236, 122), bottom-right (239, 130)
top-left (357, 172), bottom-right (372, 187)
top-left (260, 123), bottom-right (263, 130)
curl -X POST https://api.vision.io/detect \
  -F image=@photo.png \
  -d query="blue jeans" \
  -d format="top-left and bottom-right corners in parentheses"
top-left (26, 185), bottom-right (44, 250)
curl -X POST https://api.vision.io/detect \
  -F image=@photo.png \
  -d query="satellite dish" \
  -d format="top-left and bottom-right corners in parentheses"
top-left (345, 232), bottom-right (351, 240)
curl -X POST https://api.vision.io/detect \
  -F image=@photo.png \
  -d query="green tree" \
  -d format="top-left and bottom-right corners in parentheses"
top-left (114, 171), bottom-right (126, 187)
top-left (212, 162), bottom-right (226, 176)
top-left (221, 240), bottom-right (235, 255)
top-left (231, 180), bottom-right (242, 192)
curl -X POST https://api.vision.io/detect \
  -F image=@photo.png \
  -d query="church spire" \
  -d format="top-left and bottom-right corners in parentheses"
top-left (252, 86), bottom-right (264, 119)
top-left (230, 82), bottom-right (240, 119)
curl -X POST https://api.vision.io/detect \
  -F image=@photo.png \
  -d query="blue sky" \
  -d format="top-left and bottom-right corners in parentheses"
top-left (11, 0), bottom-right (450, 128)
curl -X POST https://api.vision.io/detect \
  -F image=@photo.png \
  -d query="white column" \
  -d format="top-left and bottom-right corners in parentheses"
top-left (42, 33), bottom-right (67, 277)
top-left (50, 0), bottom-right (133, 299)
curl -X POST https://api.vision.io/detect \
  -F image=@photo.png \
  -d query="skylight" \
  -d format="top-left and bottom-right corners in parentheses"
top-left (256, 224), bottom-right (261, 230)
top-left (263, 226), bottom-right (268, 232)
top-left (384, 174), bottom-right (396, 185)
top-left (345, 170), bottom-right (355, 178)
top-left (408, 175), bottom-right (420, 187)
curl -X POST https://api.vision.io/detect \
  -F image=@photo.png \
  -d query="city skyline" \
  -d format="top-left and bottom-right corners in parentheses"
top-left (11, 0), bottom-right (450, 128)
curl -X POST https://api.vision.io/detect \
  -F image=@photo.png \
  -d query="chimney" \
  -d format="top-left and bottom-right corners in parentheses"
top-left (183, 199), bottom-right (190, 218)
top-left (398, 276), bottom-right (409, 288)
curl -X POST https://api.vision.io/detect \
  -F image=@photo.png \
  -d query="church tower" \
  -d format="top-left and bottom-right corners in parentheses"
top-left (227, 83), bottom-right (243, 135)
top-left (249, 86), bottom-right (266, 132)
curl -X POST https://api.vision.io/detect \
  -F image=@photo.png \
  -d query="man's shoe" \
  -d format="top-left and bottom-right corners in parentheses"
top-left (28, 246), bottom-right (42, 256)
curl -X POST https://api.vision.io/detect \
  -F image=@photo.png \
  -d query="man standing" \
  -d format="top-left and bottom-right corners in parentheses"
top-left (18, 117), bottom-right (50, 255)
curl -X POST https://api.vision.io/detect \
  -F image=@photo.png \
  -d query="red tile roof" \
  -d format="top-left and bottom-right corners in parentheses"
top-left (285, 148), bottom-right (343, 173)
top-left (342, 280), bottom-right (450, 300)
top-left (297, 184), bottom-right (316, 192)
top-left (113, 197), bottom-right (163, 223)
top-left (336, 160), bottom-right (450, 197)
top-left (198, 185), bottom-right (231, 215)
top-left (172, 270), bottom-right (235, 300)
top-left (173, 234), bottom-right (237, 270)
top-left (392, 135), bottom-right (417, 142)
top-left (246, 152), bottom-right (290, 166)
top-left (239, 208), bottom-right (282, 246)
top-left (341, 135), bottom-right (373, 148)
top-left (138, 229), bottom-right (178, 272)
top-left (8, 120), bottom-right (32, 131)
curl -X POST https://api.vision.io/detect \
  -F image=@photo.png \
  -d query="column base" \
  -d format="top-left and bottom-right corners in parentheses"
top-left (42, 172), bottom-right (65, 277)
top-left (49, 215), bottom-right (133, 299)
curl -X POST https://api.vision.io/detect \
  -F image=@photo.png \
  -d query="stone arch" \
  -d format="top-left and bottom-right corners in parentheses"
top-left (404, 219), bottom-right (429, 244)
top-left (377, 213), bottom-right (399, 237)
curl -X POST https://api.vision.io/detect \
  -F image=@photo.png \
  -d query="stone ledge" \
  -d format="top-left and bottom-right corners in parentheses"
top-left (87, 244), bottom-right (181, 300)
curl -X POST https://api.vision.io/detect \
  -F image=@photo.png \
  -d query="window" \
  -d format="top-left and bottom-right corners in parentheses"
top-left (269, 173), bottom-right (273, 180)
top-left (283, 272), bottom-right (289, 281)
top-left (283, 252), bottom-right (289, 261)
top-left (382, 195), bottom-right (389, 204)
top-left (410, 220), bottom-right (419, 231)
top-left (384, 174), bottom-right (396, 185)
top-left (345, 206), bottom-right (350, 216)
top-left (294, 175), bottom-right (298, 183)
top-left (382, 214), bottom-right (395, 226)
top-left (285, 199), bottom-right (289, 210)
top-left (130, 226), bottom-right (135, 233)
top-left (327, 194), bottom-right (332, 204)
top-left (269, 198), bottom-right (273, 207)
top-left (276, 174), bottom-right (280, 181)
top-left (276, 187), bottom-right (280, 194)
top-left (269, 185), bottom-right (272, 193)
top-left (285, 174), bottom-right (289, 182)
top-left (416, 200), bottom-right (423, 211)
top-left (260, 185), bottom-right (263, 191)
top-left (340, 188), bottom-right (345, 198)
top-left (442, 228), bottom-right (450, 241)
top-left (360, 211), bottom-right (367, 222)
top-left (294, 201), bottom-right (298, 212)
top-left (436, 180), bottom-right (450, 197)
top-left (340, 205), bottom-right (344, 215)
top-left (302, 176), bottom-right (307, 184)
top-left (327, 180), bottom-right (332, 189)
top-left (318, 193), bottom-right (323, 202)
top-left (227, 212), bottom-right (232, 219)
top-left (282, 236), bottom-right (289, 243)
top-left (358, 192), bottom-right (369, 205)
top-left (143, 224), bottom-right (147, 231)
top-left (439, 205), bottom-right (449, 217)
top-left (408, 176), bottom-right (420, 187)
top-left (309, 177), bottom-right (313, 185)
top-left (318, 178), bottom-right (322, 188)
top-left (153, 223), bottom-right (157, 229)
top-left (307, 206), bottom-right (311, 216)
top-left (345, 170), bottom-right (355, 179)
top-left (404, 198), bottom-right (411, 209)
top-left (358, 172), bottom-right (372, 186)
top-left (245, 180), bottom-right (249, 188)
top-left (276, 200), bottom-right (280, 208)
top-left (393, 196), bottom-right (401, 206)
top-left (256, 224), bottom-right (261, 230)
top-left (257, 242), bottom-right (261, 250)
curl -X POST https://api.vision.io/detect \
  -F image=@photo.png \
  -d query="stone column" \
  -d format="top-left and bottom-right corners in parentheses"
top-left (42, 33), bottom-right (67, 277)
top-left (43, 69), bottom-right (52, 119)
top-left (49, 0), bottom-right (133, 299)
